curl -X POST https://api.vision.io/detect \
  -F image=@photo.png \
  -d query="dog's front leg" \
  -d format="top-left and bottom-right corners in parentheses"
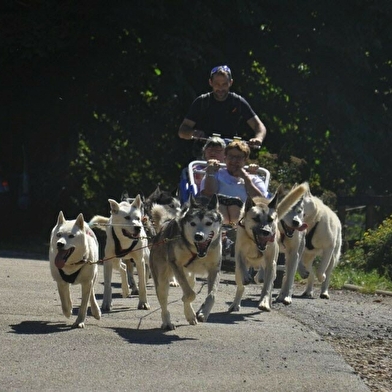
top-left (73, 281), bottom-right (93, 328)
top-left (197, 266), bottom-right (220, 322)
top-left (170, 261), bottom-right (197, 325)
top-left (258, 248), bottom-right (278, 312)
top-left (102, 260), bottom-right (114, 311)
top-left (228, 252), bottom-right (247, 312)
top-left (277, 235), bottom-right (304, 305)
top-left (118, 259), bottom-right (130, 299)
top-left (124, 259), bottom-right (139, 295)
top-left (134, 255), bottom-right (150, 310)
top-left (89, 271), bottom-right (101, 320)
top-left (57, 281), bottom-right (72, 318)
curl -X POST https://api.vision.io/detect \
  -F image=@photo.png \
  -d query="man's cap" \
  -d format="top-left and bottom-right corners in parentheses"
top-left (210, 65), bottom-right (232, 79)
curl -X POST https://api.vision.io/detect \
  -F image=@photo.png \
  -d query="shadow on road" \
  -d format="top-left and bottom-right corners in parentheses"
top-left (9, 320), bottom-right (72, 334)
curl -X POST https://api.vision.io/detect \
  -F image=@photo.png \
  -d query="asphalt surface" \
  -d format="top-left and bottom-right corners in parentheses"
top-left (0, 253), bottom-right (369, 392)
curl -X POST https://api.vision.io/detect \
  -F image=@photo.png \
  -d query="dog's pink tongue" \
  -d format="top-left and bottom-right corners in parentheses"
top-left (297, 223), bottom-right (308, 232)
top-left (55, 249), bottom-right (68, 269)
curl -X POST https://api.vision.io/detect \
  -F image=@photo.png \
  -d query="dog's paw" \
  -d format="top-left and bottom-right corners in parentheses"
top-left (300, 291), bottom-right (314, 299)
top-left (130, 287), bottom-right (139, 295)
top-left (188, 317), bottom-right (198, 326)
top-left (276, 294), bottom-right (292, 305)
top-left (228, 303), bottom-right (240, 312)
top-left (258, 298), bottom-right (272, 312)
top-left (161, 322), bottom-right (175, 331)
top-left (243, 274), bottom-right (252, 285)
top-left (169, 279), bottom-right (180, 287)
top-left (320, 292), bottom-right (330, 300)
top-left (122, 287), bottom-right (130, 298)
top-left (72, 321), bottom-right (86, 329)
top-left (196, 312), bottom-right (207, 323)
top-left (138, 301), bottom-right (151, 310)
top-left (101, 303), bottom-right (112, 312)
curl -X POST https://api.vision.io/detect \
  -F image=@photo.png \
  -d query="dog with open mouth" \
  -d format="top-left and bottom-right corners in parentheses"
top-left (121, 186), bottom-right (181, 290)
top-left (149, 194), bottom-right (223, 330)
top-left (276, 184), bottom-right (309, 305)
top-left (228, 182), bottom-right (308, 313)
top-left (296, 185), bottom-right (342, 300)
top-left (49, 211), bottom-right (101, 328)
top-left (89, 195), bottom-right (150, 312)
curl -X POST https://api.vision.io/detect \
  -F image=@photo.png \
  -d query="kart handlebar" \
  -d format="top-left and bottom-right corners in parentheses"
top-left (191, 133), bottom-right (261, 150)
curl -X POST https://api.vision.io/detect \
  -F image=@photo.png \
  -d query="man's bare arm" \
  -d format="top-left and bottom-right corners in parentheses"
top-left (247, 115), bottom-right (267, 146)
top-left (178, 118), bottom-right (196, 139)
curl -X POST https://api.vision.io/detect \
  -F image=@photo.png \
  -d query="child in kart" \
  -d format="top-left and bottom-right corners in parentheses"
top-left (200, 139), bottom-right (268, 226)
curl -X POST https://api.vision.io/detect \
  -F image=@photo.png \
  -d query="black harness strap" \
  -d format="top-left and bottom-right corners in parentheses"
top-left (59, 268), bottom-right (81, 284)
top-left (305, 222), bottom-right (319, 250)
top-left (112, 227), bottom-right (139, 258)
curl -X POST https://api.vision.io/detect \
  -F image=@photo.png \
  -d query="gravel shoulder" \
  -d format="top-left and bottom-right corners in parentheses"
top-left (275, 283), bottom-right (392, 392)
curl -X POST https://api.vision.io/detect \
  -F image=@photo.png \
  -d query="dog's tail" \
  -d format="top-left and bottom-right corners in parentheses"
top-left (151, 203), bottom-right (176, 232)
top-left (89, 215), bottom-right (110, 231)
top-left (276, 182), bottom-right (309, 219)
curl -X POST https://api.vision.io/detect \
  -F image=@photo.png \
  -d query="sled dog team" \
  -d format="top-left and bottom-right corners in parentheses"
top-left (49, 182), bottom-right (342, 329)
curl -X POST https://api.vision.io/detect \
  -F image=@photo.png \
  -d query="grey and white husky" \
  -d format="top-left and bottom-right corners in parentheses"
top-left (149, 194), bottom-right (223, 330)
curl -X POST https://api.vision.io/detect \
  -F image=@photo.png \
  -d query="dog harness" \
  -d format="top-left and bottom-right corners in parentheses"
top-left (58, 268), bottom-right (82, 284)
top-left (112, 227), bottom-right (139, 258)
top-left (305, 222), bottom-right (319, 250)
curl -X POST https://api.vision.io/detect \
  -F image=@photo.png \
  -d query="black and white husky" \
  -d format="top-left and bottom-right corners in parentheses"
top-left (149, 194), bottom-right (223, 330)
top-left (89, 195), bottom-right (150, 311)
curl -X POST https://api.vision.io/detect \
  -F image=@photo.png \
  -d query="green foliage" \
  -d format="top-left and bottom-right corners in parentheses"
top-left (342, 215), bottom-right (392, 280)
top-left (1, 0), bottom-right (392, 237)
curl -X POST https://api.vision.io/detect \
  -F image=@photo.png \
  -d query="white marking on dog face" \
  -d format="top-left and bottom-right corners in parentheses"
top-left (52, 219), bottom-right (86, 268)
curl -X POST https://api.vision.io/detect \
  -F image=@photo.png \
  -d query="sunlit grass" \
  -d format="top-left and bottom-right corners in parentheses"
top-left (330, 264), bottom-right (392, 293)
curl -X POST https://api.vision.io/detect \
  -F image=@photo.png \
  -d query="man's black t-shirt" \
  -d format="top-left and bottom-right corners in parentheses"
top-left (185, 92), bottom-right (257, 138)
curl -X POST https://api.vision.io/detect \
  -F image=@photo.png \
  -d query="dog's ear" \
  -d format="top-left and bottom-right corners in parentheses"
top-left (121, 190), bottom-right (129, 201)
top-left (268, 192), bottom-right (279, 210)
top-left (147, 185), bottom-right (161, 200)
top-left (189, 193), bottom-right (198, 207)
top-left (57, 211), bottom-right (65, 225)
top-left (171, 187), bottom-right (179, 198)
top-left (276, 184), bottom-right (285, 198)
top-left (108, 199), bottom-right (120, 214)
top-left (245, 196), bottom-right (255, 212)
top-left (207, 194), bottom-right (219, 210)
top-left (75, 213), bottom-right (85, 230)
top-left (132, 194), bottom-right (142, 209)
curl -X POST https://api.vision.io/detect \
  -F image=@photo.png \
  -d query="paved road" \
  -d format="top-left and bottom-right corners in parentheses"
top-left (0, 254), bottom-right (369, 392)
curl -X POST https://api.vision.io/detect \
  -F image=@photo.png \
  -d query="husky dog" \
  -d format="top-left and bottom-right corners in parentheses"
top-left (49, 212), bottom-right (101, 328)
top-left (297, 187), bottom-right (342, 299)
top-left (228, 183), bottom-right (308, 313)
top-left (149, 194), bottom-right (223, 330)
top-left (89, 195), bottom-right (150, 311)
top-left (122, 186), bottom-right (181, 288)
top-left (144, 185), bottom-right (181, 219)
top-left (276, 184), bottom-right (309, 305)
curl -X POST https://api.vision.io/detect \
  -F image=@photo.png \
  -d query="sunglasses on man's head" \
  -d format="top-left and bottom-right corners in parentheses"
top-left (210, 65), bottom-right (232, 79)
